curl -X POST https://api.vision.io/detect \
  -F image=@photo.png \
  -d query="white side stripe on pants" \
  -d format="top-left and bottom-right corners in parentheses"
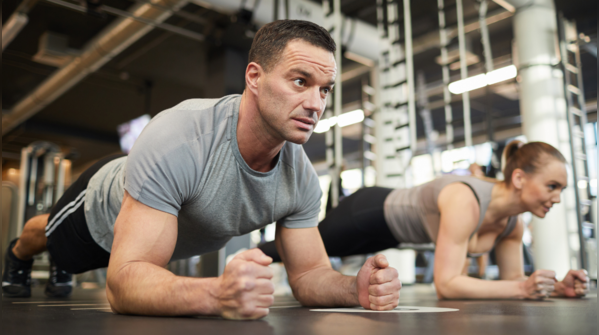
top-left (45, 190), bottom-right (87, 237)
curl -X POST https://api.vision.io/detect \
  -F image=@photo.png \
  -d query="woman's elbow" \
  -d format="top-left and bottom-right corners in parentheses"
top-left (434, 280), bottom-right (454, 300)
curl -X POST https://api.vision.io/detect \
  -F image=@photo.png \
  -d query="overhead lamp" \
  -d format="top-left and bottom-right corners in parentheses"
top-left (448, 73), bottom-right (487, 95)
top-left (448, 65), bottom-right (517, 94)
top-left (486, 65), bottom-right (518, 85)
top-left (338, 109), bottom-right (365, 127)
top-left (314, 109), bottom-right (365, 134)
top-left (314, 117), bottom-right (337, 133)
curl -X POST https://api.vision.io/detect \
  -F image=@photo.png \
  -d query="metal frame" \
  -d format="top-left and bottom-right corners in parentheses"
top-left (557, 13), bottom-right (593, 271)
top-left (322, 0), bottom-right (344, 207)
top-left (456, 0), bottom-right (472, 147)
top-left (375, 0), bottom-right (415, 189)
top-left (436, 0), bottom-right (454, 150)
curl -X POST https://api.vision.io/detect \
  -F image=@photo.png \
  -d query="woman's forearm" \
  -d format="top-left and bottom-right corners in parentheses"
top-left (436, 275), bottom-right (525, 300)
top-left (107, 261), bottom-right (220, 316)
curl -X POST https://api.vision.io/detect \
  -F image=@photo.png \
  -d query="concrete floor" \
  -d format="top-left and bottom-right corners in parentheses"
top-left (2, 285), bottom-right (596, 335)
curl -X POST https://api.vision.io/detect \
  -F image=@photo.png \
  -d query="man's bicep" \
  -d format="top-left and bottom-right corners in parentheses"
top-left (274, 224), bottom-right (330, 283)
top-left (109, 191), bottom-right (178, 270)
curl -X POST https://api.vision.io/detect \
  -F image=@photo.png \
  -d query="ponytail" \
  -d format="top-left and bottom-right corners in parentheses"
top-left (502, 141), bottom-right (566, 186)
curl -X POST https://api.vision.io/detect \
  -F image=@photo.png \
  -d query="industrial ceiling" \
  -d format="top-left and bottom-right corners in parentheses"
top-left (2, 0), bottom-right (596, 173)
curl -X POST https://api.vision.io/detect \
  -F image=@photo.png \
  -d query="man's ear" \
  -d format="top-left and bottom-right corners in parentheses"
top-left (511, 168), bottom-right (526, 190)
top-left (246, 62), bottom-right (262, 95)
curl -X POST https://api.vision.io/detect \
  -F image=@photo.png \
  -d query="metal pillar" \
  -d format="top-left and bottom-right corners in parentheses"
top-left (373, 0), bottom-right (416, 284)
top-left (508, 0), bottom-right (573, 278)
top-left (361, 78), bottom-right (377, 188)
top-left (322, 0), bottom-right (343, 207)
top-left (437, 0), bottom-right (454, 150)
top-left (479, 0), bottom-right (495, 144)
top-left (374, 0), bottom-right (415, 189)
top-left (416, 71), bottom-right (437, 170)
top-left (456, 0), bottom-right (472, 147)
top-left (403, 0), bottom-right (416, 153)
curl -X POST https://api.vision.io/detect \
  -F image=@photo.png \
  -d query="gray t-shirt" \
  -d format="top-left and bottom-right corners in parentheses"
top-left (84, 95), bottom-right (322, 260)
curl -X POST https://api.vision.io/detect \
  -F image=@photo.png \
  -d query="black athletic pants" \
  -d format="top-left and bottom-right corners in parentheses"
top-left (45, 154), bottom-right (125, 274)
top-left (259, 187), bottom-right (400, 262)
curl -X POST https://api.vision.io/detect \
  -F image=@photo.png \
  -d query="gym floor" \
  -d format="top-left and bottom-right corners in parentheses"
top-left (2, 285), bottom-right (596, 335)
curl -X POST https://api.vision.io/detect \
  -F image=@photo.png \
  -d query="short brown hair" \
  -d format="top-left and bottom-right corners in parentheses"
top-left (248, 20), bottom-right (336, 72)
top-left (501, 140), bottom-right (567, 186)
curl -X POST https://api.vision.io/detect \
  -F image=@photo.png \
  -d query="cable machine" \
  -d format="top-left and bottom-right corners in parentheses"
top-left (16, 142), bottom-right (68, 235)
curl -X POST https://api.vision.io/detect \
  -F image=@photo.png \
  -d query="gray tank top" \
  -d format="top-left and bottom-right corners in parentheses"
top-left (383, 175), bottom-right (518, 254)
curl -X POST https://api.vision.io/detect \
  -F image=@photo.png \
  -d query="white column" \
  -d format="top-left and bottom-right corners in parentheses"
top-left (509, 0), bottom-right (573, 278)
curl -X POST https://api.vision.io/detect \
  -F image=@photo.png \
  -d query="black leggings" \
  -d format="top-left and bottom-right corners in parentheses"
top-left (259, 187), bottom-right (400, 262)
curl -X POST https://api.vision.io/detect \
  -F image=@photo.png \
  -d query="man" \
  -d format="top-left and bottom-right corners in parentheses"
top-left (3, 20), bottom-right (402, 319)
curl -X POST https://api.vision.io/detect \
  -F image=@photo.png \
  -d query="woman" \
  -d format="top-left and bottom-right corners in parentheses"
top-left (260, 141), bottom-right (590, 299)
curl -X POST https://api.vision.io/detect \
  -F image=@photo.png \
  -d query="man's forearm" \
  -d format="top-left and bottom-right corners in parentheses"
top-left (290, 267), bottom-right (359, 307)
top-left (107, 261), bottom-right (220, 316)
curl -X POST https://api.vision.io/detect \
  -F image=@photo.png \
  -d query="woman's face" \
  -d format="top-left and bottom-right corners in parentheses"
top-left (519, 159), bottom-right (568, 218)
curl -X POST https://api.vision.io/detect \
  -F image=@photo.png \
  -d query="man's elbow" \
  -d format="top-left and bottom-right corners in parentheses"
top-left (288, 283), bottom-right (305, 304)
top-left (105, 264), bottom-right (132, 314)
top-left (106, 279), bottom-right (124, 314)
top-left (287, 280), bottom-right (313, 306)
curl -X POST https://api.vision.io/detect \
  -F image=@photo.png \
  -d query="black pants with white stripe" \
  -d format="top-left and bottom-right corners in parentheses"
top-left (45, 154), bottom-right (125, 274)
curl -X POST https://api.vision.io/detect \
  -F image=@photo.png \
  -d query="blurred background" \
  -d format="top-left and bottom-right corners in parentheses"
top-left (2, 0), bottom-right (597, 290)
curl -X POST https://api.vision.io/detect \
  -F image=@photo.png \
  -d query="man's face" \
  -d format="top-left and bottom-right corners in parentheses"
top-left (255, 40), bottom-right (337, 144)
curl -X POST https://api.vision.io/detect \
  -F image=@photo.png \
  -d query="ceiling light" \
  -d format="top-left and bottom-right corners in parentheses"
top-left (314, 110), bottom-right (365, 133)
top-left (448, 65), bottom-right (517, 95)
top-left (314, 117), bottom-right (337, 133)
top-left (337, 109), bottom-right (364, 127)
top-left (486, 65), bottom-right (517, 85)
top-left (448, 74), bottom-right (487, 94)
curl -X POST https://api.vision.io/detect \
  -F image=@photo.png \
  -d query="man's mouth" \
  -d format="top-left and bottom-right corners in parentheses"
top-left (292, 117), bottom-right (315, 130)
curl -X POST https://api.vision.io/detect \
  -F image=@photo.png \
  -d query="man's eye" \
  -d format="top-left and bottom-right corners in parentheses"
top-left (294, 79), bottom-right (305, 87)
top-left (548, 184), bottom-right (556, 190)
top-left (321, 88), bottom-right (330, 95)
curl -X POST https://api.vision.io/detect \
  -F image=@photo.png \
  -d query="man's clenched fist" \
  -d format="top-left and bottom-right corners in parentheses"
top-left (215, 249), bottom-right (274, 320)
top-left (356, 254), bottom-right (402, 310)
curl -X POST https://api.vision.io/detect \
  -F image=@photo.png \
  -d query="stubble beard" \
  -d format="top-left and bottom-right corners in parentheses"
top-left (258, 85), bottom-right (312, 145)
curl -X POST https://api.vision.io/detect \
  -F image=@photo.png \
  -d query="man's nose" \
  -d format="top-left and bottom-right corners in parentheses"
top-left (303, 87), bottom-right (323, 113)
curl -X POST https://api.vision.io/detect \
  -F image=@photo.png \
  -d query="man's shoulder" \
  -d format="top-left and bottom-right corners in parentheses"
top-left (129, 95), bottom-right (240, 162)
top-left (168, 95), bottom-right (237, 112)
top-left (153, 95), bottom-right (239, 122)
top-left (144, 95), bottom-right (240, 140)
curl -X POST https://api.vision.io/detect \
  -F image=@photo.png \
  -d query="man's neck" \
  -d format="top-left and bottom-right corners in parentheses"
top-left (237, 92), bottom-right (285, 172)
top-left (486, 182), bottom-right (526, 222)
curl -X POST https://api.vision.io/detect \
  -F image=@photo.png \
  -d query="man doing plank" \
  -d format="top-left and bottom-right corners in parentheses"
top-left (3, 20), bottom-right (402, 319)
